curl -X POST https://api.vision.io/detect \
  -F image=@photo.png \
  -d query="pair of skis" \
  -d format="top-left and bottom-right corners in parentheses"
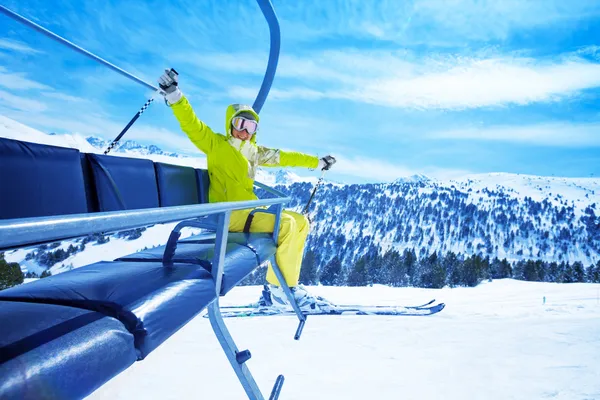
top-left (214, 299), bottom-right (445, 318)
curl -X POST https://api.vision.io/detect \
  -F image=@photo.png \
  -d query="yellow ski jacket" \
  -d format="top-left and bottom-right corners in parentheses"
top-left (170, 97), bottom-right (319, 203)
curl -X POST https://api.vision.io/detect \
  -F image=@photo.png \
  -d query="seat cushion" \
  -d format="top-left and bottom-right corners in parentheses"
top-left (116, 235), bottom-right (271, 295)
top-left (0, 261), bottom-right (216, 358)
top-left (0, 137), bottom-right (88, 219)
top-left (155, 162), bottom-right (199, 207)
top-left (87, 153), bottom-right (160, 211)
top-left (0, 301), bottom-right (137, 400)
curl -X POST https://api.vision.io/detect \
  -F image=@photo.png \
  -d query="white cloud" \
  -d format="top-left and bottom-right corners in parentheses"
top-left (202, 49), bottom-right (600, 110)
top-left (430, 122), bottom-right (600, 147)
top-left (0, 67), bottom-right (52, 90)
top-left (0, 39), bottom-right (42, 54)
top-left (347, 57), bottom-right (600, 110)
top-left (0, 90), bottom-right (48, 112)
top-left (41, 91), bottom-right (90, 103)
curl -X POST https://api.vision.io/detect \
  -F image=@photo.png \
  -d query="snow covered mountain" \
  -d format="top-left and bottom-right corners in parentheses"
top-left (85, 136), bottom-right (181, 158)
top-left (278, 173), bottom-right (599, 271)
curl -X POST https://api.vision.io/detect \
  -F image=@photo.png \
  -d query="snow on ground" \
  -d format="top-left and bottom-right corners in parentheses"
top-left (89, 279), bottom-right (600, 400)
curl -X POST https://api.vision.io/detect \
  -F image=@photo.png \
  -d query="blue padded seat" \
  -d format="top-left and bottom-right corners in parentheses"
top-left (155, 162), bottom-right (199, 207)
top-left (0, 261), bottom-right (216, 358)
top-left (0, 137), bottom-right (88, 219)
top-left (195, 168), bottom-right (210, 203)
top-left (86, 153), bottom-right (160, 211)
top-left (180, 232), bottom-right (277, 265)
top-left (0, 301), bottom-right (137, 400)
top-left (80, 153), bottom-right (99, 213)
top-left (116, 233), bottom-right (275, 295)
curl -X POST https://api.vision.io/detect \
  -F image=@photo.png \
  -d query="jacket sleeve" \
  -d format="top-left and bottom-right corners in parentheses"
top-left (257, 146), bottom-right (319, 168)
top-left (170, 96), bottom-right (218, 155)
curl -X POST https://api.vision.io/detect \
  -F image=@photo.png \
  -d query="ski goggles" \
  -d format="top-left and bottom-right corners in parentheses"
top-left (231, 116), bottom-right (258, 134)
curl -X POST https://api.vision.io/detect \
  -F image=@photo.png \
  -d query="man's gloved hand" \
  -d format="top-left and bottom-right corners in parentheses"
top-left (317, 155), bottom-right (336, 171)
top-left (158, 68), bottom-right (183, 105)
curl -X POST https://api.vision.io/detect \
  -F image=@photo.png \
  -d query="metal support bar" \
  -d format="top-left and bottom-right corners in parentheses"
top-left (269, 255), bottom-right (307, 340)
top-left (253, 181), bottom-right (289, 199)
top-left (253, 0), bottom-right (281, 114)
top-left (208, 301), bottom-right (265, 400)
top-left (269, 375), bottom-right (285, 400)
top-left (207, 209), bottom-right (285, 399)
top-left (208, 301), bottom-right (286, 399)
top-left (211, 212), bottom-right (231, 294)
top-left (0, 197), bottom-right (289, 251)
top-left (246, 205), bottom-right (283, 243)
top-left (0, 5), bottom-right (159, 92)
top-left (162, 217), bottom-right (216, 266)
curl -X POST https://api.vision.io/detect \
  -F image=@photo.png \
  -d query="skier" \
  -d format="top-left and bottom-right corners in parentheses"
top-left (158, 69), bottom-right (336, 310)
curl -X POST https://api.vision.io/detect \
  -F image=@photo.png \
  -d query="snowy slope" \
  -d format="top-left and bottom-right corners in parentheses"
top-left (0, 115), bottom-right (98, 152)
top-left (446, 172), bottom-right (599, 213)
top-left (88, 280), bottom-right (600, 400)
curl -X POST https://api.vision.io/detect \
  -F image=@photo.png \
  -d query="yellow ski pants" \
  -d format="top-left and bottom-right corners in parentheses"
top-left (229, 209), bottom-right (310, 287)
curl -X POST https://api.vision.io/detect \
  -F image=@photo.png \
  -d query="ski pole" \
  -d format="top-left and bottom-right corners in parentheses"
top-left (0, 5), bottom-right (159, 92)
top-left (104, 92), bottom-right (160, 154)
top-left (303, 168), bottom-right (327, 216)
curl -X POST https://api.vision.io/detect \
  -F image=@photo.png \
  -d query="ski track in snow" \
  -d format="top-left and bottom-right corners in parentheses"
top-left (88, 280), bottom-right (600, 400)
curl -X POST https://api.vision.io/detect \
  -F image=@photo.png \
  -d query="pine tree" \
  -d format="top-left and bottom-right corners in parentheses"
top-left (0, 252), bottom-right (24, 290)
top-left (523, 260), bottom-right (540, 281)
top-left (319, 256), bottom-right (343, 286)
top-left (562, 262), bottom-right (575, 283)
top-left (591, 261), bottom-right (600, 283)
top-left (546, 262), bottom-right (559, 282)
top-left (346, 255), bottom-right (369, 286)
top-left (386, 250), bottom-right (407, 287)
top-left (418, 252), bottom-right (446, 288)
top-left (447, 253), bottom-right (463, 287)
top-left (462, 254), bottom-right (485, 287)
top-left (513, 260), bottom-right (526, 280)
top-left (499, 258), bottom-right (512, 278)
top-left (299, 249), bottom-right (319, 285)
top-left (572, 261), bottom-right (585, 283)
top-left (403, 249), bottom-right (417, 286)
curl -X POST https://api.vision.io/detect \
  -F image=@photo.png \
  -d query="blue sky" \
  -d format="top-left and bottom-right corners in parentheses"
top-left (1, 0), bottom-right (599, 184)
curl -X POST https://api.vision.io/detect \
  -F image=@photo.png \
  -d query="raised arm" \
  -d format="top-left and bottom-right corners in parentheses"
top-left (158, 69), bottom-right (219, 155)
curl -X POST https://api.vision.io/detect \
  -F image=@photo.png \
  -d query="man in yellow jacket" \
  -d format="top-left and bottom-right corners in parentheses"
top-left (158, 69), bottom-right (336, 310)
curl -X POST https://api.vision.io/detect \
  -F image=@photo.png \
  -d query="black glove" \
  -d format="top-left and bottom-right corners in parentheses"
top-left (318, 155), bottom-right (336, 171)
top-left (158, 68), bottom-right (182, 104)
